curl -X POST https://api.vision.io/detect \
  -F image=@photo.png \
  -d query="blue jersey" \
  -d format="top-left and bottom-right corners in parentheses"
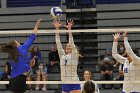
top-left (29, 51), bottom-right (42, 61)
top-left (10, 34), bottom-right (36, 78)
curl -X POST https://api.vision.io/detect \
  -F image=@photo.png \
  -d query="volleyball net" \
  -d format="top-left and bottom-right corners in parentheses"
top-left (0, 81), bottom-right (135, 84)
top-left (1, 28), bottom-right (140, 34)
top-left (0, 28), bottom-right (140, 87)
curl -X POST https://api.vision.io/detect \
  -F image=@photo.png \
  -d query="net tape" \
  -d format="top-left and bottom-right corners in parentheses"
top-left (0, 81), bottom-right (139, 84)
top-left (0, 28), bottom-right (140, 34)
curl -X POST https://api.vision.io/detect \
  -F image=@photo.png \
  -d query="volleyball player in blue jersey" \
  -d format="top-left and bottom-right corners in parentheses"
top-left (0, 19), bottom-right (41, 93)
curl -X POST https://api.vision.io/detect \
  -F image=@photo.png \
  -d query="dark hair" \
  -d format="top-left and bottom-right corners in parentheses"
top-left (126, 48), bottom-right (139, 58)
top-left (118, 43), bottom-right (125, 49)
top-left (39, 62), bottom-right (44, 65)
top-left (31, 46), bottom-right (39, 57)
top-left (0, 40), bottom-right (19, 62)
top-left (83, 81), bottom-right (95, 93)
top-left (133, 48), bottom-right (139, 56)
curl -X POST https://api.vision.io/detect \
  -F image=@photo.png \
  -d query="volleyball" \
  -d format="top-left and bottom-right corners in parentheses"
top-left (50, 7), bottom-right (62, 19)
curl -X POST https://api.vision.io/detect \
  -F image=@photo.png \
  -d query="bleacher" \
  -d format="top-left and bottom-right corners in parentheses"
top-left (7, 0), bottom-right (61, 7)
top-left (97, 0), bottom-right (140, 55)
top-left (1, 0), bottom-right (140, 93)
top-left (96, 0), bottom-right (140, 4)
top-left (7, 0), bottom-right (96, 8)
top-left (65, 0), bottom-right (96, 8)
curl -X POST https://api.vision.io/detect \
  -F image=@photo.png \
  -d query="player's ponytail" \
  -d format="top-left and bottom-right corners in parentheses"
top-left (0, 40), bottom-right (20, 62)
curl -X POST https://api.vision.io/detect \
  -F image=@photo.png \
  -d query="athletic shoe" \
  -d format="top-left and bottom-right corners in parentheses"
top-left (42, 87), bottom-right (47, 91)
top-left (35, 87), bottom-right (39, 91)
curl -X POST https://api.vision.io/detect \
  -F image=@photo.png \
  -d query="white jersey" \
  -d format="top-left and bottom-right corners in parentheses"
top-left (112, 37), bottom-right (140, 93)
top-left (81, 80), bottom-right (100, 93)
top-left (56, 33), bottom-right (79, 81)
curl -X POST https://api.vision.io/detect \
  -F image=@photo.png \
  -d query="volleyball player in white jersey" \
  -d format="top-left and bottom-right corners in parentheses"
top-left (112, 32), bottom-right (140, 93)
top-left (52, 19), bottom-right (81, 93)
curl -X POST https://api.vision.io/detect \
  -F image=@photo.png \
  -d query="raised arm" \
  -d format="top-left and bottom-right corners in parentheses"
top-left (123, 32), bottom-right (140, 63)
top-left (65, 19), bottom-right (78, 55)
top-left (33, 18), bottom-right (42, 35)
top-left (22, 19), bottom-right (42, 50)
top-left (52, 20), bottom-right (65, 58)
top-left (112, 33), bottom-right (127, 64)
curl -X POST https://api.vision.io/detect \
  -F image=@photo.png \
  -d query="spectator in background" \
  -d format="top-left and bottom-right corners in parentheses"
top-left (27, 46), bottom-right (41, 90)
top-left (81, 70), bottom-right (100, 93)
top-left (35, 62), bottom-right (47, 91)
top-left (104, 48), bottom-right (120, 70)
top-left (100, 57), bottom-right (114, 89)
top-left (30, 46), bottom-right (42, 74)
top-left (104, 48), bottom-right (114, 61)
top-left (47, 46), bottom-right (60, 73)
top-left (100, 48), bottom-right (115, 67)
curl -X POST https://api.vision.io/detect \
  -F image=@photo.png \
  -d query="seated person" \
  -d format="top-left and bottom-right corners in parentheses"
top-left (35, 62), bottom-right (47, 91)
top-left (100, 48), bottom-right (115, 67)
top-left (47, 47), bottom-right (60, 73)
top-left (100, 58), bottom-right (114, 88)
top-left (29, 46), bottom-right (42, 74)
top-left (104, 48), bottom-right (114, 61)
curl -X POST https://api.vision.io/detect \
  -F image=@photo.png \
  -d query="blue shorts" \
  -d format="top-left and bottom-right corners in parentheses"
top-left (62, 84), bottom-right (81, 92)
top-left (122, 92), bottom-right (140, 93)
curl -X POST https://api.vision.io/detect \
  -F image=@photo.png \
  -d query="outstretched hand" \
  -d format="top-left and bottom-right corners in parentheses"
top-left (123, 32), bottom-right (128, 37)
top-left (52, 19), bottom-right (62, 30)
top-left (113, 33), bottom-right (120, 42)
top-left (34, 18), bottom-right (42, 35)
top-left (65, 19), bottom-right (74, 30)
